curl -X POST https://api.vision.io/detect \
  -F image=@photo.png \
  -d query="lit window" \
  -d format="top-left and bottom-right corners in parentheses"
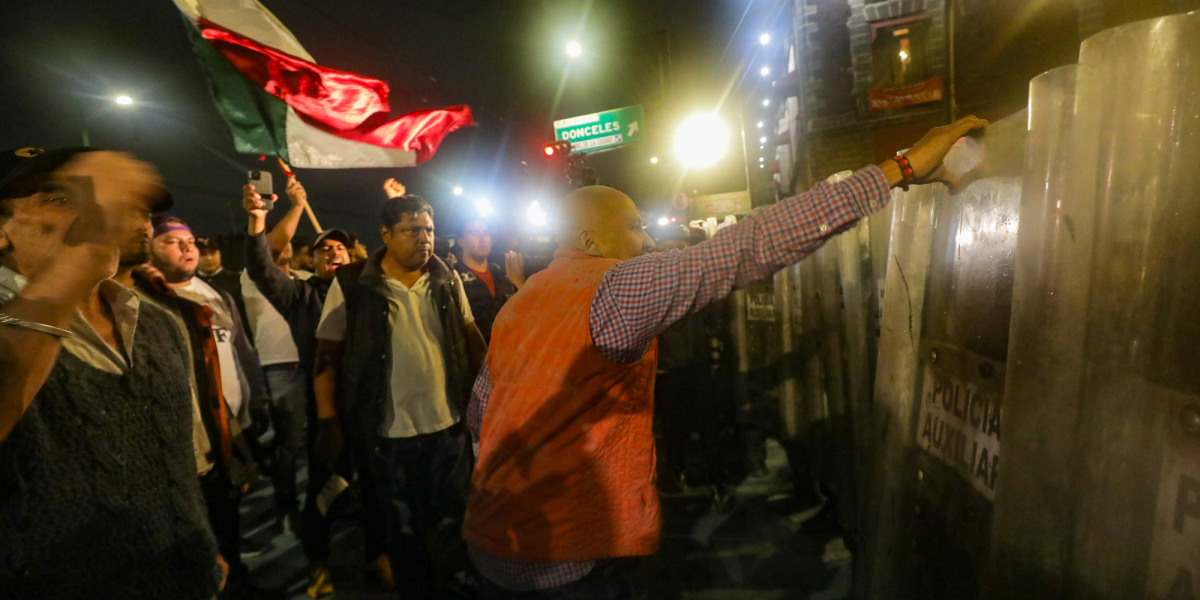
top-left (872, 19), bottom-right (929, 88)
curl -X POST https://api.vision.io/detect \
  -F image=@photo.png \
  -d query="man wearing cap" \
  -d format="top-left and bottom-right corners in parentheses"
top-left (148, 214), bottom-right (272, 587)
top-left (241, 179), bottom-right (391, 596)
top-left (0, 147), bottom-right (224, 599)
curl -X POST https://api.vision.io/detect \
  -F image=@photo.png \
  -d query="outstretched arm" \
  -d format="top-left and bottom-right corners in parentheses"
top-left (590, 116), bottom-right (988, 364)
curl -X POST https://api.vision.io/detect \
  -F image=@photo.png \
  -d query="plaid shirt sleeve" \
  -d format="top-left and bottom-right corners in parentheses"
top-left (591, 166), bottom-right (889, 364)
top-left (467, 363), bottom-right (491, 457)
top-left (464, 167), bottom-right (888, 592)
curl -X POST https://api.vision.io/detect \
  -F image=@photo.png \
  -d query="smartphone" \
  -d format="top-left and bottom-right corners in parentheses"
top-left (248, 170), bottom-right (274, 210)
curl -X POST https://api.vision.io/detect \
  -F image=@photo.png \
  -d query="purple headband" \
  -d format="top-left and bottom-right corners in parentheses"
top-left (151, 216), bottom-right (191, 238)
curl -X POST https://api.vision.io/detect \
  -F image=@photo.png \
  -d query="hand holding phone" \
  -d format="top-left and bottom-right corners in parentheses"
top-left (248, 170), bottom-right (274, 210)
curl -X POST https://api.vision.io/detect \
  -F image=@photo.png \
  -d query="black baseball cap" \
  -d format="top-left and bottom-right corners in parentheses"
top-left (0, 146), bottom-right (173, 212)
top-left (311, 228), bottom-right (351, 252)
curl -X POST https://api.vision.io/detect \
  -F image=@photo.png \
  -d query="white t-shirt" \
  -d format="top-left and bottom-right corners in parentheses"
top-left (316, 270), bottom-right (473, 438)
top-left (173, 277), bottom-right (245, 417)
top-left (240, 271), bottom-right (300, 367)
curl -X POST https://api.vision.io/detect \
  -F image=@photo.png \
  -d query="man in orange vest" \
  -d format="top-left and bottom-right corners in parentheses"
top-left (465, 117), bottom-right (987, 598)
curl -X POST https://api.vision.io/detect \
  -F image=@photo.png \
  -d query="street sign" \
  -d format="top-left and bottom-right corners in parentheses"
top-left (553, 105), bottom-right (644, 153)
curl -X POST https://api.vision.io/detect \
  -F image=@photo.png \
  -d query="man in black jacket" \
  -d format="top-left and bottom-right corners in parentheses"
top-left (453, 217), bottom-right (523, 343)
top-left (241, 177), bottom-right (391, 597)
top-left (312, 192), bottom-right (488, 600)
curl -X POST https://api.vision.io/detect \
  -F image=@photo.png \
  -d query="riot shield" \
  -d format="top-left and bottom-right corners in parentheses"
top-left (859, 109), bottom-right (1028, 599)
top-left (989, 11), bottom-right (1200, 600)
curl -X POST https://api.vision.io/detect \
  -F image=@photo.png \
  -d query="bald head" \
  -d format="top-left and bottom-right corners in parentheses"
top-left (558, 185), bottom-right (654, 261)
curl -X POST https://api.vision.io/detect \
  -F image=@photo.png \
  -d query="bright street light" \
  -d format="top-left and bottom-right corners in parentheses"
top-left (452, 186), bottom-right (464, 196)
top-left (476, 198), bottom-right (493, 218)
top-left (673, 112), bottom-right (729, 169)
top-left (762, 99), bottom-right (770, 107)
top-left (649, 156), bottom-right (659, 164)
top-left (759, 33), bottom-right (771, 45)
top-left (528, 200), bottom-right (548, 225)
top-left (759, 136), bottom-right (767, 143)
top-left (759, 157), bottom-right (765, 162)
top-left (759, 145), bottom-right (765, 150)
top-left (756, 121), bottom-right (764, 128)
top-left (115, 95), bottom-right (133, 105)
top-left (760, 66), bottom-right (769, 76)
top-left (566, 41), bottom-right (582, 58)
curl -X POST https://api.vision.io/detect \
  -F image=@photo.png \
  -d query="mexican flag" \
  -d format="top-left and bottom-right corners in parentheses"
top-left (173, 0), bottom-right (473, 168)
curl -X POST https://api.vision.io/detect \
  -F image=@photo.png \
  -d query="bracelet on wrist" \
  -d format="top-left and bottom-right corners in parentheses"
top-left (0, 313), bottom-right (74, 338)
top-left (891, 155), bottom-right (915, 191)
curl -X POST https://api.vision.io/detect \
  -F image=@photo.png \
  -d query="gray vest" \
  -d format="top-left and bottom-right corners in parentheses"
top-left (0, 302), bottom-right (219, 600)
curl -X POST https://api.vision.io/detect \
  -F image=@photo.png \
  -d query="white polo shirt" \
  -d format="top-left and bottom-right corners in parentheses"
top-left (316, 270), bottom-right (473, 438)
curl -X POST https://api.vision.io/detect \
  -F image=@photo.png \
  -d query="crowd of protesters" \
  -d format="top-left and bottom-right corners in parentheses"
top-left (0, 116), bottom-right (983, 600)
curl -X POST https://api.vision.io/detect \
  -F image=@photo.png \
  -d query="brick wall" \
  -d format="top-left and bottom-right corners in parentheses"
top-left (807, 129), bottom-right (875, 184)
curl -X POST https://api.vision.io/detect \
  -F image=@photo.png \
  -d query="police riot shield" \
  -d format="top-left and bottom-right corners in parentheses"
top-left (772, 170), bottom-right (892, 535)
top-left (859, 109), bottom-right (1028, 600)
top-left (988, 11), bottom-right (1200, 599)
top-left (984, 64), bottom-right (1094, 598)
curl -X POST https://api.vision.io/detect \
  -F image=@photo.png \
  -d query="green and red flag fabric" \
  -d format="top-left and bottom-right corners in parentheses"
top-left (173, 0), bottom-right (473, 168)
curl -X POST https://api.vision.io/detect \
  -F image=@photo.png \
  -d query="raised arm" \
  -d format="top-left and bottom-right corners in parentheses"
top-left (266, 175), bottom-right (308, 256)
top-left (242, 184), bottom-right (307, 312)
top-left (0, 152), bottom-right (163, 441)
top-left (591, 116), bottom-right (987, 363)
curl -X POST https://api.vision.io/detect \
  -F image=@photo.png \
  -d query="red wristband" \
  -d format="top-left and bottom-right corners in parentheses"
top-left (892, 155), bottom-right (914, 191)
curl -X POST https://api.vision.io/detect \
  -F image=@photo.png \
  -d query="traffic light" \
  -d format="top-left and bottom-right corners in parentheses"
top-left (543, 140), bottom-right (572, 157)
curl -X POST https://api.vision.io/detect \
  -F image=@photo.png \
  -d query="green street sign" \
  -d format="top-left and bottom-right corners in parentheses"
top-left (553, 105), bottom-right (645, 153)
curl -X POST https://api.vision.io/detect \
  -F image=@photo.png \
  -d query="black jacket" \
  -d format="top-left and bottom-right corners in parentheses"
top-left (336, 249), bottom-right (472, 446)
top-left (453, 261), bottom-right (515, 343)
top-left (243, 232), bottom-right (332, 372)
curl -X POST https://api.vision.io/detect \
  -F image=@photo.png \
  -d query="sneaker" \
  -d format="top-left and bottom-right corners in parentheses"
top-left (239, 539), bottom-right (271, 559)
top-left (364, 554), bottom-right (394, 592)
top-left (306, 562), bottom-right (334, 598)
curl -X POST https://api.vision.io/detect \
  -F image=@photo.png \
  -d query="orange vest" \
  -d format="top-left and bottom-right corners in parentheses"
top-left (463, 249), bottom-right (660, 562)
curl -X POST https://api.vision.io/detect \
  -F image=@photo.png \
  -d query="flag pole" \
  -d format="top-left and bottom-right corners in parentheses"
top-left (276, 157), bottom-right (323, 233)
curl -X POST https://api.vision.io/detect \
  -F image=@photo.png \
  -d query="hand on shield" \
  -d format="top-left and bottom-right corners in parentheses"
top-left (900, 116), bottom-right (989, 194)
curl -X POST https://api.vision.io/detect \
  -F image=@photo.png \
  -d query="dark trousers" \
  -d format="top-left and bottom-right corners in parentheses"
top-left (263, 364), bottom-right (306, 513)
top-left (299, 389), bottom-right (388, 563)
top-left (199, 468), bottom-right (247, 580)
top-left (478, 560), bottom-right (638, 600)
top-left (369, 423), bottom-right (473, 600)
top-left (655, 362), bottom-right (736, 487)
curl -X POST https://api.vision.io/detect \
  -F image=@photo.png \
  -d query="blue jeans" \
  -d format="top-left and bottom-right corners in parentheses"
top-left (369, 423), bottom-right (473, 600)
top-left (264, 364), bottom-right (307, 512)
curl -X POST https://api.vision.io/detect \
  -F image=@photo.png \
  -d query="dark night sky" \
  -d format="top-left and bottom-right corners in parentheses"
top-left (1, 0), bottom-right (786, 244)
